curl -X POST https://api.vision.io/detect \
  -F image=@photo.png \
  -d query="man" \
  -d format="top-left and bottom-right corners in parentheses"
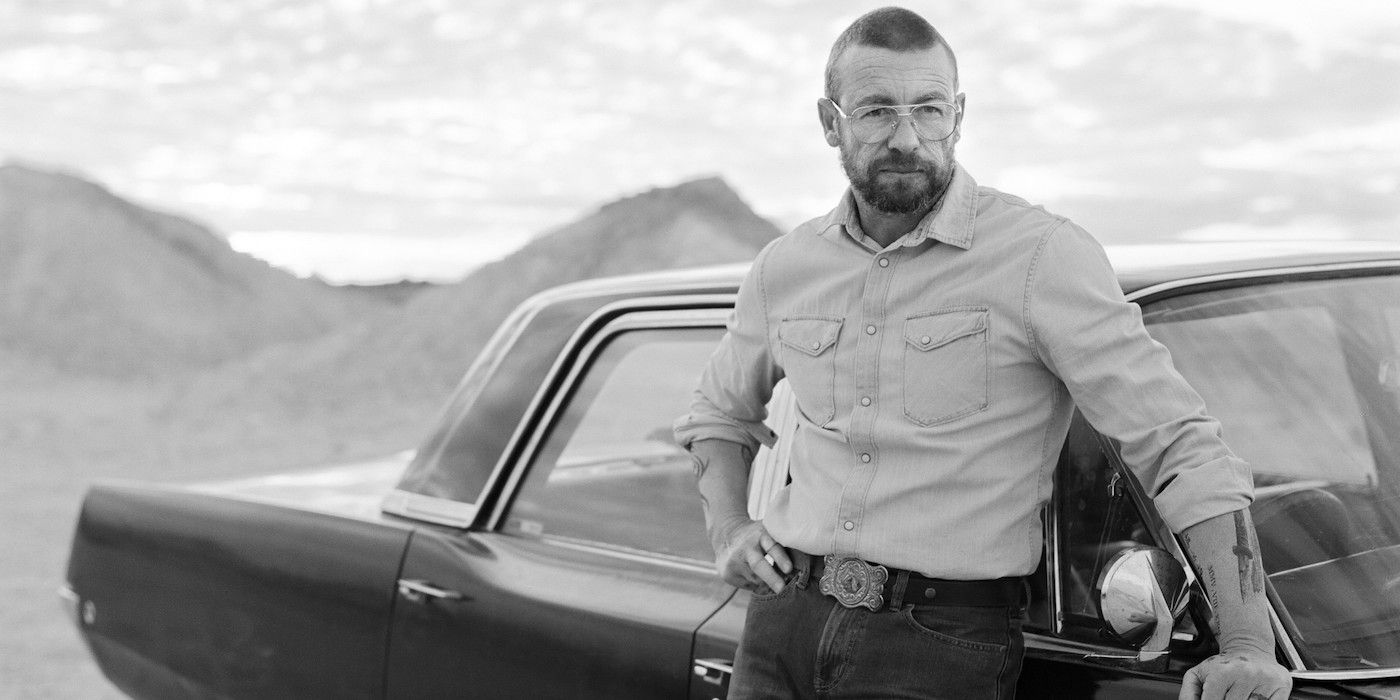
top-left (673, 6), bottom-right (1293, 700)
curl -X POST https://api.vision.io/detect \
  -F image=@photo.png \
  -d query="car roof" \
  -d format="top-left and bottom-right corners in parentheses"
top-left (1104, 240), bottom-right (1400, 294)
top-left (539, 240), bottom-right (1400, 304)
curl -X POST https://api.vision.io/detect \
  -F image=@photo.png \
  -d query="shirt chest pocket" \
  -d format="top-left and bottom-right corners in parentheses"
top-left (778, 316), bottom-right (843, 426)
top-left (902, 309), bottom-right (990, 426)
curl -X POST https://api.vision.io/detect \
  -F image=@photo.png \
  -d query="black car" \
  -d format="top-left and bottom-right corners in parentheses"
top-left (63, 241), bottom-right (1400, 698)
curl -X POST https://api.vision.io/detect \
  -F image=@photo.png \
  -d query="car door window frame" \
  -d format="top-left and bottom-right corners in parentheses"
top-left (485, 307), bottom-right (734, 568)
top-left (382, 294), bottom-right (734, 529)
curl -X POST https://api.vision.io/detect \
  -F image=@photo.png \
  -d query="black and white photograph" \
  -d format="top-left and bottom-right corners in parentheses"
top-left (3, 1), bottom-right (1399, 698)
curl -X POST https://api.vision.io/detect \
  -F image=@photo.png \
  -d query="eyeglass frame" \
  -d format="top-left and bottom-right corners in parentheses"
top-left (823, 97), bottom-right (962, 143)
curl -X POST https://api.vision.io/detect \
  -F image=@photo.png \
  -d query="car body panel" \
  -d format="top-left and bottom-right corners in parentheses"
top-left (385, 527), bottom-right (734, 698)
top-left (67, 483), bottom-right (413, 699)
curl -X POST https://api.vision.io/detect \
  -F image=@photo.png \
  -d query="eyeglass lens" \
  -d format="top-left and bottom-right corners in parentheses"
top-left (849, 105), bottom-right (956, 143)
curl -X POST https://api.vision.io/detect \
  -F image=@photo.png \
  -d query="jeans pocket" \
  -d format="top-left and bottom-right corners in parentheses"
top-left (899, 604), bottom-right (1009, 654)
top-left (902, 309), bottom-right (989, 426)
top-left (748, 579), bottom-right (800, 607)
top-left (778, 316), bottom-right (843, 426)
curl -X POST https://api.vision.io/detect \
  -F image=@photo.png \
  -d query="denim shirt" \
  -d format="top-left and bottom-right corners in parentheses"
top-left (674, 165), bottom-right (1253, 579)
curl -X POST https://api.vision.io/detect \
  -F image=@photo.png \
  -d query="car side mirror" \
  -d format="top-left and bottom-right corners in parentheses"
top-left (1088, 545), bottom-right (1190, 671)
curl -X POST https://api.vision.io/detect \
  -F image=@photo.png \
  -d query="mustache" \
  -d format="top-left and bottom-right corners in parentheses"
top-left (870, 154), bottom-right (932, 171)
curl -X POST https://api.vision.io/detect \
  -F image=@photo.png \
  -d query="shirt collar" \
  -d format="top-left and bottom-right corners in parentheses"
top-left (818, 164), bottom-right (978, 251)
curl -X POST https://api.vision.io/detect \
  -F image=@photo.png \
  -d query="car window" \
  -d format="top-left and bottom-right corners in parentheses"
top-left (396, 296), bottom-right (611, 503)
top-left (503, 326), bottom-right (723, 562)
top-left (1147, 301), bottom-right (1376, 487)
top-left (1053, 412), bottom-right (1197, 644)
top-left (1143, 275), bottom-right (1400, 670)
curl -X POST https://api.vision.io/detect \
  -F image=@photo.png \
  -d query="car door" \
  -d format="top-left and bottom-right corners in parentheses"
top-left (385, 310), bottom-right (738, 699)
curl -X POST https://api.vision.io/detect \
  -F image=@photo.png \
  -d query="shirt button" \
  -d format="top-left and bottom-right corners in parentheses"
top-left (878, 258), bottom-right (890, 268)
top-left (920, 335), bottom-right (931, 344)
top-left (860, 396), bottom-right (871, 407)
top-left (810, 341), bottom-right (821, 351)
top-left (843, 521), bottom-right (855, 531)
top-left (860, 453), bottom-right (871, 463)
top-left (865, 324), bottom-right (876, 335)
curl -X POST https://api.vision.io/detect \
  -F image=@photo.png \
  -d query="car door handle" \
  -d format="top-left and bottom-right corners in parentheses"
top-left (692, 658), bottom-right (733, 686)
top-left (397, 579), bottom-right (466, 604)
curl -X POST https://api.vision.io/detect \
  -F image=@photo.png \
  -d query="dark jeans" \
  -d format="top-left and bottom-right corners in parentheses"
top-left (730, 557), bottom-right (1024, 699)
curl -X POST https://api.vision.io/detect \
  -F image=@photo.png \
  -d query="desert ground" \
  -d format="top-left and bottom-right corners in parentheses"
top-left (1, 369), bottom-right (427, 698)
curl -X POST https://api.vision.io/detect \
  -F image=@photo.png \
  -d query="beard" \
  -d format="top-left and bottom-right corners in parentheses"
top-left (841, 144), bottom-right (956, 215)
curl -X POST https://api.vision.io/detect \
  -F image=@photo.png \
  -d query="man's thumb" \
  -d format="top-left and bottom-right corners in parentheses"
top-left (1177, 665), bottom-right (1204, 700)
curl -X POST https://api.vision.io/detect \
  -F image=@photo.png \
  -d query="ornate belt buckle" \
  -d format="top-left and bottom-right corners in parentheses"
top-left (819, 555), bottom-right (889, 611)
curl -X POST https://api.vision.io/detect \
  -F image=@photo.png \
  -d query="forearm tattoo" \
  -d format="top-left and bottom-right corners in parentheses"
top-left (1198, 560), bottom-right (1223, 636)
top-left (1232, 510), bottom-right (1266, 600)
top-left (1183, 512), bottom-right (1268, 640)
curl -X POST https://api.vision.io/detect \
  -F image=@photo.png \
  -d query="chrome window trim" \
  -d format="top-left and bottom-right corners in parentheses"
top-left (1290, 668), bottom-right (1400, 681)
top-left (483, 303), bottom-right (734, 532)
top-left (1042, 477), bottom-right (1068, 635)
top-left (58, 583), bottom-right (80, 627)
top-left (1125, 260), bottom-right (1400, 304)
top-left (1268, 602), bottom-right (1309, 677)
top-left (381, 489), bottom-right (477, 528)
top-left (1126, 259), bottom-right (1400, 677)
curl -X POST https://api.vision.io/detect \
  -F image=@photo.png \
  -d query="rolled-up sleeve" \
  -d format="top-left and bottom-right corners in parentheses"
top-left (673, 243), bottom-right (783, 453)
top-left (1027, 223), bottom-right (1253, 532)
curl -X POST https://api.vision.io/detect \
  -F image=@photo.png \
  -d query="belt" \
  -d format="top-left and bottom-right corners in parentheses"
top-left (804, 551), bottom-right (1024, 611)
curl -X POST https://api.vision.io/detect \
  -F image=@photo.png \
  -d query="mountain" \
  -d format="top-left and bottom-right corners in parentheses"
top-left (166, 175), bottom-right (783, 462)
top-left (363, 175), bottom-right (782, 389)
top-left (0, 163), bottom-right (378, 377)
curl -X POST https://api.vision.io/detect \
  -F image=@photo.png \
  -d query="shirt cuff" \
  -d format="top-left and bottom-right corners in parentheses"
top-left (1151, 455), bottom-right (1255, 533)
top-left (672, 414), bottom-right (777, 452)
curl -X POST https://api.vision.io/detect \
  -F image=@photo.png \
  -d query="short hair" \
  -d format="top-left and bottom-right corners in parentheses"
top-left (824, 7), bottom-right (958, 101)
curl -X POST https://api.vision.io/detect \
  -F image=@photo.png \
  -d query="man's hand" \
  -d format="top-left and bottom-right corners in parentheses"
top-left (711, 515), bottom-right (793, 595)
top-left (1178, 649), bottom-right (1291, 700)
top-left (688, 439), bottom-right (793, 594)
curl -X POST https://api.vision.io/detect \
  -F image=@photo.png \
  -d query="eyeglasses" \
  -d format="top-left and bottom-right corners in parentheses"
top-left (826, 98), bottom-right (960, 143)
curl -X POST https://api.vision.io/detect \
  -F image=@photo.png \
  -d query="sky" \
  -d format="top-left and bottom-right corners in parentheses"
top-left (3, 0), bottom-right (1399, 283)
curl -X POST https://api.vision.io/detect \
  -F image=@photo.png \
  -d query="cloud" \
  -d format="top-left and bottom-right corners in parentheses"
top-left (1101, 0), bottom-right (1400, 53)
top-left (0, 46), bottom-right (107, 87)
top-left (4, 0), bottom-right (1398, 281)
top-left (1176, 219), bottom-right (1353, 241)
top-left (1200, 119), bottom-right (1400, 172)
top-left (993, 164), bottom-right (1132, 202)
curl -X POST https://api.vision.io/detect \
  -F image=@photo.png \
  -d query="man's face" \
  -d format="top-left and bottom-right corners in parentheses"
top-left (824, 45), bottom-right (964, 215)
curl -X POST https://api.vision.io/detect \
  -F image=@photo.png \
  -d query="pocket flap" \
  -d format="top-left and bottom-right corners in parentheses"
top-left (779, 317), bottom-right (843, 357)
top-left (904, 311), bottom-right (986, 351)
